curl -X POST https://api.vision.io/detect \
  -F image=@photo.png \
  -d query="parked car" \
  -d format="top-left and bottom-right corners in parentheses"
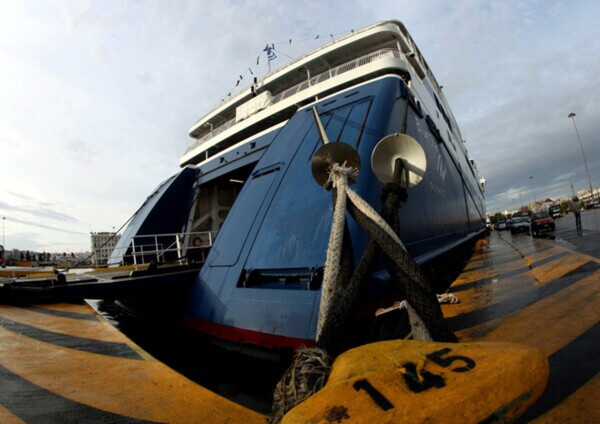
top-left (510, 216), bottom-right (530, 234)
top-left (496, 221), bottom-right (508, 231)
top-left (531, 212), bottom-right (555, 235)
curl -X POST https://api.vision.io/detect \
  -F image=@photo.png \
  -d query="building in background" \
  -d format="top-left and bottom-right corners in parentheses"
top-left (91, 232), bottom-right (121, 266)
top-left (576, 188), bottom-right (600, 206)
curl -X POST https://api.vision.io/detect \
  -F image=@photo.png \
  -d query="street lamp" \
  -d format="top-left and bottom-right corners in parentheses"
top-left (568, 113), bottom-right (595, 204)
top-left (529, 176), bottom-right (537, 206)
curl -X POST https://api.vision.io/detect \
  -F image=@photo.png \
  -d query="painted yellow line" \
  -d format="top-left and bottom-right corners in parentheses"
top-left (518, 243), bottom-right (565, 263)
top-left (443, 270), bottom-right (536, 320)
top-left (86, 264), bottom-right (149, 274)
top-left (0, 404), bottom-right (25, 424)
top-left (445, 238), bottom-right (591, 320)
top-left (531, 373), bottom-right (600, 423)
top-left (88, 304), bottom-right (157, 362)
top-left (457, 270), bottom-right (600, 355)
top-left (535, 237), bottom-right (600, 264)
top-left (531, 254), bottom-right (590, 285)
top-left (0, 305), bottom-right (124, 343)
top-left (451, 255), bottom-right (525, 286)
top-left (451, 268), bottom-right (498, 286)
top-left (0, 328), bottom-right (262, 423)
top-left (36, 302), bottom-right (98, 315)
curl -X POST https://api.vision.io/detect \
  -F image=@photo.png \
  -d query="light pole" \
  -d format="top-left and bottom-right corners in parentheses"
top-left (2, 217), bottom-right (5, 248)
top-left (529, 176), bottom-right (537, 206)
top-left (568, 113), bottom-right (595, 204)
top-left (519, 193), bottom-right (523, 209)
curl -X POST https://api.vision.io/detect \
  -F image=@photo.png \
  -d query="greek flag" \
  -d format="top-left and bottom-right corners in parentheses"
top-left (263, 44), bottom-right (276, 61)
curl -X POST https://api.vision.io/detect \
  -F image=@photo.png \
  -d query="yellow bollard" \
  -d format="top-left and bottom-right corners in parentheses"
top-left (282, 340), bottom-right (548, 423)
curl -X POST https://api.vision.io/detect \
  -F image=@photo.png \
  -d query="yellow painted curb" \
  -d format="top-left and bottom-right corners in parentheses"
top-left (283, 340), bottom-right (548, 423)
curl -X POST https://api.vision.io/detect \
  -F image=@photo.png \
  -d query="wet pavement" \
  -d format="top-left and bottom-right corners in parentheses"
top-left (549, 209), bottom-right (600, 258)
top-left (0, 214), bottom-right (598, 422)
top-left (443, 216), bottom-right (600, 423)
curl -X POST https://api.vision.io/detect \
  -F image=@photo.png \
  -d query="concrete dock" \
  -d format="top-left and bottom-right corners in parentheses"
top-left (0, 302), bottom-right (262, 423)
top-left (444, 218), bottom-right (599, 423)
top-left (0, 214), bottom-right (598, 422)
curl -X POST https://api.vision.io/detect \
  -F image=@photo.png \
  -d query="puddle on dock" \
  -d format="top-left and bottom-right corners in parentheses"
top-left (88, 299), bottom-right (288, 414)
top-left (532, 233), bottom-right (556, 240)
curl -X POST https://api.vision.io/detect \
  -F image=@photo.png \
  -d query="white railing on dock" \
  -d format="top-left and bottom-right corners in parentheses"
top-left (100, 231), bottom-right (218, 266)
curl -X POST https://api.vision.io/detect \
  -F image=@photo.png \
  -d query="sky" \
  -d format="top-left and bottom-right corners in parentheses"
top-left (1, 0), bottom-right (599, 252)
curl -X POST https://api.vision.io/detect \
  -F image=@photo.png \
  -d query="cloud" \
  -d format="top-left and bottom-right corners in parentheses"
top-left (63, 139), bottom-right (98, 163)
top-left (2, 215), bottom-right (86, 236)
top-left (1, 0), bottom-right (599, 251)
top-left (0, 199), bottom-right (80, 223)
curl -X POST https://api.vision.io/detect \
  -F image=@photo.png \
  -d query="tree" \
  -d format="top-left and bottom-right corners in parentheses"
top-left (26, 251), bottom-right (30, 261)
top-left (490, 212), bottom-right (505, 224)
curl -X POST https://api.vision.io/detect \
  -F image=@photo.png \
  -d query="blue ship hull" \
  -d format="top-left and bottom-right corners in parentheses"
top-left (114, 76), bottom-right (485, 349)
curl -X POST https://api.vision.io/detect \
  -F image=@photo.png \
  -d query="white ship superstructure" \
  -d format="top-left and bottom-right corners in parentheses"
top-left (180, 20), bottom-right (480, 187)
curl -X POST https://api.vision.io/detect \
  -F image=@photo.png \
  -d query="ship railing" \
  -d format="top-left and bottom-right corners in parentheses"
top-left (106, 231), bottom-right (218, 266)
top-left (188, 21), bottom-right (392, 133)
top-left (184, 47), bottom-right (403, 156)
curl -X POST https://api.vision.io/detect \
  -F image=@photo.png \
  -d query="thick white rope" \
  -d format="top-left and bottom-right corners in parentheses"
top-left (437, 293), bottom-right (460, 304)
top-left (375, 300), bottom-right (432, 341)
top-left (345, 187), bottom-right (407, 251)
top-left (316, 162), bottom-right (432, 341)
top-left (316, 163), bottom-right (353, 339)
top-left (404, 301), bottom-right (433, 341)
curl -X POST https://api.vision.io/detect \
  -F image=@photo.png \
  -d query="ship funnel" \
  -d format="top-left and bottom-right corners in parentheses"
top-left (371, 133), bottom-right (426, 188)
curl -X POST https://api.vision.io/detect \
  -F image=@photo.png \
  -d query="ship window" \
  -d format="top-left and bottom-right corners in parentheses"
top-left (323, 108), bottom-right (352, 143)
top-left (315, 97), bottom-right (373, 153)
top-left (447, 130), bottom-right (456, 151)
top-left (434, 94), bottom-right (452, 130)
top-left (338, 100), bottom-right (372, 149)
top-left (252, 165), bottom-right (281, 179)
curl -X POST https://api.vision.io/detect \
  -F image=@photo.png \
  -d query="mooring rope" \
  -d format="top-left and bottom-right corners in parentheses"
top-left (345, 186), bottom-right (406, 251)
top-left (437, 293), bottom-right (460, 304)
top-left (269, 151), bottom-right (456, 422)
top-left (316, 162), bottom-right (356, 339)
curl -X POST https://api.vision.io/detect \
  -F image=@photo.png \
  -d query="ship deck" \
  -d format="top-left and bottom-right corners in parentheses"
top-left (0, 213), bottom-right (598, 422)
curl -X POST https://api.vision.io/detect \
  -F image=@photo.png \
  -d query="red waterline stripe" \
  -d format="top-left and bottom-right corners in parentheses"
top-left (182, 316), bottom-right (315, 350)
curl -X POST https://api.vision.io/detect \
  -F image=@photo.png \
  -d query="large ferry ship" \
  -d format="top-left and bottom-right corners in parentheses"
top-left (108, 20), bottom-right (486, 349)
